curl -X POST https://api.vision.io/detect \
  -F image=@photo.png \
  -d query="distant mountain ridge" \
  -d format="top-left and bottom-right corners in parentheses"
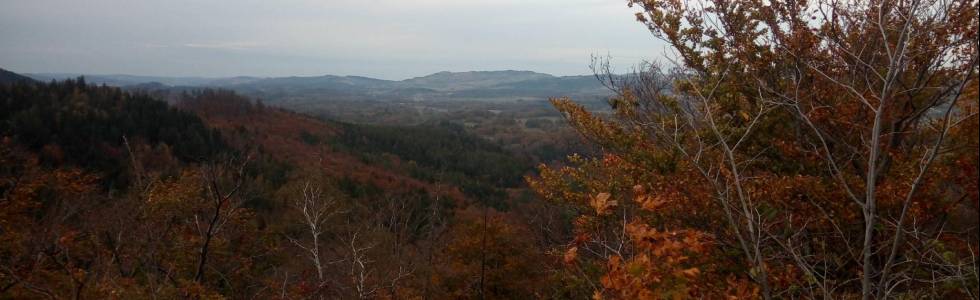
top-left (403, 70), bottom-right (555, 91)
top-left (0, 68), bottom-right (35, 84)
top-left (25, 70), bottom-right (611, 102)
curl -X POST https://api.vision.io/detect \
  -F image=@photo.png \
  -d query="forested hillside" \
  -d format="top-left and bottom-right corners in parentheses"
top-left (0, 68), bottom-right (34, 85)
top-left (1, 0), bottom-right (978, 299)
top-left (0, 79), bottom-right (579, 298)
top-left (331, 121), bottom-right (530, 208)
top-left (27, 70), bottom-right (611, 103)
top-left (1, 78), bottom-right (224, 185)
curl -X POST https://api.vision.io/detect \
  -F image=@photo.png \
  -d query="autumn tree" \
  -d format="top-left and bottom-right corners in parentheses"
top-left (286, 180), bottom-right (339, 298)
top-left (0, 140), bottom-right (103, 298)
top-left (435, 208), bottom-right (553, 299)
top-left (531, 0), bottom-right (978, 298)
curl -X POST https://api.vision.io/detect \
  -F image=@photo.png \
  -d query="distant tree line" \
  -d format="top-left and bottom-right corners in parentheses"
top-left (1, 78), bottom-right (226, 186)
top-left (331, 121), bottom-right (531, 208)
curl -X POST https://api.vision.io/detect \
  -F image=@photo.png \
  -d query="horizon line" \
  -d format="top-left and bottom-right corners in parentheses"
top-left (15, 68), bottom-right (601, 82)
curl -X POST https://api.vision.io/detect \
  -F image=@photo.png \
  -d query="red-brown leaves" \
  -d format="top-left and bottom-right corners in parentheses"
top-left (597, 222), bottom-right (715, 299)
top-left (590, 192), bottom-right (617, 215)
top-left (633, 185), bottom-right (668, 212)
top-left (532, 1), bottom-right (979, 297)
top-left (564, 246), bottom-right (579, 265)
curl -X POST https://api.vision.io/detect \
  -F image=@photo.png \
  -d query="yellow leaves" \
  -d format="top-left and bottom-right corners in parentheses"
top-left (590, 192), bottom-right (617, 215)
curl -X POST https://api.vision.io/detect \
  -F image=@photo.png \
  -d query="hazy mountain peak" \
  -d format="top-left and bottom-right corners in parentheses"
top-left (0, 67), bottom-right (37, 84)
top-left (415, 70), bottom-right (553, 78)
top-left (17, 70), bottom-right (610, 102)
top-left (403, 70), bottom-right (556, 91)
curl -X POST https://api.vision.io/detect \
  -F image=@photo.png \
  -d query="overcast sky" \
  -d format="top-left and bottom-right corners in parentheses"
top-left (0, 0), bottom-right (665, 80)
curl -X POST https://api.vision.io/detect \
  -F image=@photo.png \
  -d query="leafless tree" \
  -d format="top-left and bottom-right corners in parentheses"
top-left (286, 181), bottom-right (340, 298)
top-left (194, 154), bottom-right (251, 283)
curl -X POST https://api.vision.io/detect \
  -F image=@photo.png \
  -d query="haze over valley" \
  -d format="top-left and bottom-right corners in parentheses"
top-left (26, 69), bottom-right (611, 102)
top-left (0, 0), bottom-right (976, 299)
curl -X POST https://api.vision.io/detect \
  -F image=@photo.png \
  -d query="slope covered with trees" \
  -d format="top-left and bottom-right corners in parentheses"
top-left (1, 0), bottom-right (977, 299)
top-left (0, 79), bottom-right (574, 298)
top-left (0, 68), bottom-right (34, 85)
top-left (331, 121), bottom-right (530, 208)
top-left (1, 78), bottom-right (225, 186)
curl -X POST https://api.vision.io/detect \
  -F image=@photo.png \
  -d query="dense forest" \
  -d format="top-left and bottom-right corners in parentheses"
top-left (0, 79), bottom-right (582, 298)
top-left (1, 0), bottom-right (979, 299)
top-left (330, 121), bottom-right (530, 208)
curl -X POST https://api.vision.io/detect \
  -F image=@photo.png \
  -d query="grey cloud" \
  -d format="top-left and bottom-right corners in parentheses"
top-left (0, 0), bottom-right (665, 79)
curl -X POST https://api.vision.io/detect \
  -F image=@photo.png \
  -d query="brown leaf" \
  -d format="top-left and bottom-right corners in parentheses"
top-left (564, 246), bottom-right (579, 264)
top-left (680, 267), bottom-right (700, 277)
top-left (632, 184), bottom-right (646, 195)
top-left (636, 194), bottom-right (667, 211)
top-left (590, 192), bottom-right (616, 215)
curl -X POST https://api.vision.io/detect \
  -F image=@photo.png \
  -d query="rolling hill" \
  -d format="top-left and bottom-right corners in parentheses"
top-left (26, 70), bottom-right (612, 102)
top-left (0, 68), bottom-right (35, 84)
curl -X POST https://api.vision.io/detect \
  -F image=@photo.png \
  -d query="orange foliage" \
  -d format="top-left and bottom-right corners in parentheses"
top-left (531, 0), bottom-right (978, 298)
top-left (180, 91), bottom-right (469, 204)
